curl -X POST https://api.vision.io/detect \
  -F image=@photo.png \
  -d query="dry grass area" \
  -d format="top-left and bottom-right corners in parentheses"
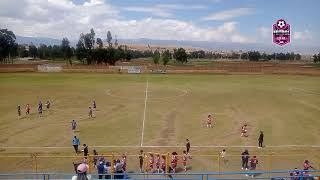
top-left (0, 73), bottom-right (319, 173)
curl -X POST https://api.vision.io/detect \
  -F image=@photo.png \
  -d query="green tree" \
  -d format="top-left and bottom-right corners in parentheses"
top-left (51, 45), bottom-right (63, 59)
top-left (96, 38), bottom-right (103, 48)
top-left (295, 53), bottom-right (301, 60)
top-left (18, 45), bottom-right (29, 58)
top-left (107, 30), bottom-right (112, 47)
top-left (152, 50), bottom-right (160, 65)
top-left (76, 29), bottom-right (96, 64)
top-left (0, 28), bottom-right (17, 63)
top-left (313, 53), bottom-right (320, 63)
top-left (61, 37), bottom-right (73, 65)
top-left (174, 48), bottom-right (188, 63)
top-left (125, 50), bottom-right (132, 61)
top-left (162, 50), bottom-right (171, 66)
top-left (75, 35), bottom-right (87, 64)
top-left (240, 52), bottom-right (248, 60)
top-left (29, 44), bottom-right (38, 59)
top-left (114, 47), bottom-right (123, 62)
top-left (248, 51), bottom-right (261, 61)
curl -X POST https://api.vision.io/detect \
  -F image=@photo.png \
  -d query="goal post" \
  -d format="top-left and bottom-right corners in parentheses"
top-left (37, 64), bottom-right (62, 72)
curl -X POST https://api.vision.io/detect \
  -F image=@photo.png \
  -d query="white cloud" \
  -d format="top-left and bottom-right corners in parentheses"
top-left (293, 30), bottom-right (312, 40)
top-left (123, 3), bottom-right (207, 18)
top-left (0, 0), bottom-right (252, 44)
top-left (257, 26), bottom-right (271, 38)
top-left (231, 34), bottom-right (248, 43)
top-left (123, 7), bottom-right (173, 18)
top-left (155, 4), bottom-right (207, 10)
top-left (202, 8), bottom-right (253, 21)
top-left (47, 0), bottom-right (75, 9)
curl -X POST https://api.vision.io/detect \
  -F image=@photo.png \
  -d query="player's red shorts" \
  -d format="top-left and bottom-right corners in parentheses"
top-left (171, 162), bottom-right (177, 168)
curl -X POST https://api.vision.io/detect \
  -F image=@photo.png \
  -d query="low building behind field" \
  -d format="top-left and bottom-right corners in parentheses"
top-left (120, 43), bottom-right (204, 53)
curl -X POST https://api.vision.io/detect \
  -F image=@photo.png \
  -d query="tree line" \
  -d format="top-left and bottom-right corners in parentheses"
top-left (0, 28), bottom-right (154, 65)
top-left (74, 28), bottom-right (141, 65)
top-left (188, 50), bottom-right (303, 61)
top-left (152, 48), bottom-right (188, 66)
top-left (313, 53), bottom-right (320, 63)
top-left (1, 28), bottom-right (320, 64)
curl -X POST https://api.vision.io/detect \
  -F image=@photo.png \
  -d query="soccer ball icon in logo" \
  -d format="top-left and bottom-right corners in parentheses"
top-left (277, 20), bottom-right (286, 29)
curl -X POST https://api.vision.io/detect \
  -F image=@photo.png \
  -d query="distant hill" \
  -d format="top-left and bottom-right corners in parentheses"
top-left (118, 38), bottom-right (319, 55)
top-left (16, 36), bottom-right (62, 46)
top-left (15, 36), bottom-right (319, 55)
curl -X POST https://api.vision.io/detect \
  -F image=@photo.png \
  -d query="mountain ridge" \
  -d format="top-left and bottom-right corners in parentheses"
top-left (15, 36), bottom-right (319, 55)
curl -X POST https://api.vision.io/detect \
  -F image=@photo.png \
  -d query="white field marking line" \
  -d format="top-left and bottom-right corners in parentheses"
top-left (105, 88), bottom-right (188, 101)
top-left (290, 87), bottom-right (320, 96)
top-left (1, 145), bottom-right (320, 149)
top-left (140, 80), bottom-right (149, 147)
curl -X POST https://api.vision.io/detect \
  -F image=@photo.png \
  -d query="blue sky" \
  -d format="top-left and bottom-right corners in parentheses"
top-left (0, 0), bottom-right (319, 50)
top-left (110, 0), bottom-right (320, 43)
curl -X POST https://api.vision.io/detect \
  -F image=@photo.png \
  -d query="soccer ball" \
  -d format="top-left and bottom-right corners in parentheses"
top-left (277, 20), bottom-right (286, 28)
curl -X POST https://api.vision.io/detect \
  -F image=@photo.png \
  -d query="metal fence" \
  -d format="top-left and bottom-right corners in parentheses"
top-left (0, 170), bottom-right (319, 180)
top-left (0, 153), bottom-right (319, 174)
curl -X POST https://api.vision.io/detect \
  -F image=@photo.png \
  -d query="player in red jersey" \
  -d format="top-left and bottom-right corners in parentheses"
top-left (248, 156), bottom-right (259, 177)
top-left (88, 107), bottom-right (93, 118)
top-left (207, 114), bottom-right (213, 128)
top-left (303, 160), bottom-right (314, 171)
top-left (182, 150), bottom-right (188, 172)
top-left (171, 152), bottom-right (178, 173)
top-left (303, 160), bottom-right (315, 176)
top-left (241, 124), bottom-right (248, 137)
top-left (250, 156), bottom-right (258, 170)
top-left (149, 153), bottom-right (154, 172)
top-left (121, 154), bottom-right (127, 172)
top-left (25, 104), bottom-right (30, 115)
top-left (161, 155), bottom-right (166, 173)
top-left (155, 154), bottom-right (161, 173)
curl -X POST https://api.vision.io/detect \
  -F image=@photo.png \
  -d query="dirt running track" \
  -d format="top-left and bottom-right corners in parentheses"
top-left (0, 62), bottom-right (319, 75)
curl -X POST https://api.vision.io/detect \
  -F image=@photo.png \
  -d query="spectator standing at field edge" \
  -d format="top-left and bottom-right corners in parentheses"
top-left (186, 139), bottom-right (190, 154)
top-left (139, 150), bottom-right (144, 172)
top-left (72, 136), bottom-right (80, 153)
top-left (241, 149), bottom-right (250, 170)
top-left (185, 139), bottom-right (192, 159)
top-left (97, 161), bottom-right (105, 179)
top-left (82, 144), bottom-right (89, 158)
top-left (258, 131), bottom-right (264, 148)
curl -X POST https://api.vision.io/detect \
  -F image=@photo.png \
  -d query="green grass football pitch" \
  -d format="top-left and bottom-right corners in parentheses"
top-left (0, 73), bottom-right (319, 172)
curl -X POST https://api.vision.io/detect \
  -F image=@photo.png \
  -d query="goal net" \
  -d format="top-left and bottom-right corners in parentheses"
top-left (37, 64), bottom-right (62, 72)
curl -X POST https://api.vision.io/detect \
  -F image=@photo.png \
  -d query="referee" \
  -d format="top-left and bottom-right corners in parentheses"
top-left (186, 139), bottom-right (191, 154)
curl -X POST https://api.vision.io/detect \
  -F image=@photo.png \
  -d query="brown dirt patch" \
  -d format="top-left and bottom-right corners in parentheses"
top-left (155, 110), bottom-right (177, 146)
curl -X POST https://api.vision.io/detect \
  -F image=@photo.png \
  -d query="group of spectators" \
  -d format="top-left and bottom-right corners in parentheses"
top-left (96, 157), bottom-right (123, 179)
top-left (73, 149), bottom-right (127, 180)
